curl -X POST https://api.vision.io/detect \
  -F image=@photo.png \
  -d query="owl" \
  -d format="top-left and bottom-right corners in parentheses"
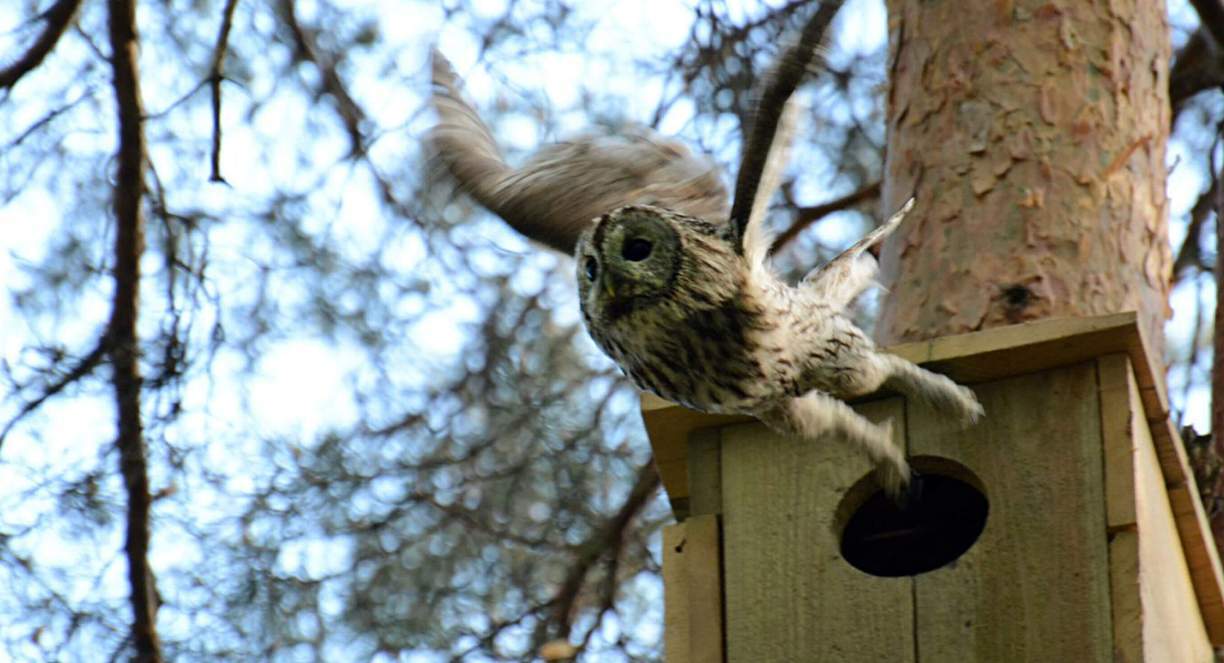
top-left (428, 8), bottom-right (983, 496)
top-left (576, 198), bottom-right (982, 496)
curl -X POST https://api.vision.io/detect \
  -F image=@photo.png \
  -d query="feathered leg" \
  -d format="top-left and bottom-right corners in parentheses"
top-left (879, 353), bottom-right (984, 426)
top-left (759, 392), bottom-right (910, 498)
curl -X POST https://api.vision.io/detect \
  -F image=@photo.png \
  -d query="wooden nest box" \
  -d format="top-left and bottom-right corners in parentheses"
top-left (646, 313), bottom-right (1224, 662)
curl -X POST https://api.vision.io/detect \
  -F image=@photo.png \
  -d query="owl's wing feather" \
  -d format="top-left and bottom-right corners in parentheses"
top-left (801, 197), bottom-right (914, 308)
top-left (740, 97), bottom-right (800, 273)
top-left (426, 50), bottom-right (514, 215)
top-left (727, 2), bottom-right (841, 260)
top-left (427, 50), bottom-right (729, 255)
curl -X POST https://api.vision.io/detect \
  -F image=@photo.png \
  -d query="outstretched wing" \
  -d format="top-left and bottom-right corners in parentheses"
top-left (728, 2), bottom-right (842, 264)
top-left (801, 197), bottom-right (915, 309)
top-left (426, 50), bottom-right (729, 255)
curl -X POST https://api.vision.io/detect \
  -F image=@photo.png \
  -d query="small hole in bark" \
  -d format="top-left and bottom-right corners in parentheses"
top-left (1002, 284), bottom-right (1033, 308)
top-left (838, 458), bottom-right (988, 577)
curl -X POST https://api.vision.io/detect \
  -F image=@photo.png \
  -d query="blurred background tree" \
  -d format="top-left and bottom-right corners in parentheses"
top-left (0, 0), bottom-right (1221, 660)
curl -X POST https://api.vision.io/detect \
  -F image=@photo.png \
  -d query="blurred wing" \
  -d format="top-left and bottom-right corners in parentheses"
top-left (426, 50), bottom-right (729, 255)
top-left (728, 2), bottom-right (842, 262)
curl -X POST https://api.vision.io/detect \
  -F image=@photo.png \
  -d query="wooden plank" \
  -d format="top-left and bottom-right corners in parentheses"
top-left (1127, 372), bottom-right (1213, 661)
top-left (663, 515), bottom-right (725, 663)
top-left (684, 515), bottom-right (724, 663)
top-left (911, 364), bottom-right (1113, 662)
top-left (663, 523), bottom-right (690, 663)
top-left (721, 398), bottom-right (914, 663)
top-left (687, 428), bottom-right (722, 517)
top-left (1154, 417), bottom-right (1224, 644)
top-left (1109, 530), bottom-right (1142, 663)
top-left (1098, 354), bottom-right (1137, 530)
top-left (1098, 355), bottom-right (1141, 661)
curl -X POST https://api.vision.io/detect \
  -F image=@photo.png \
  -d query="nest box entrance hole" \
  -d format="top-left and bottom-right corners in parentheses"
top-left (836, 457), bottom-right (988, 577)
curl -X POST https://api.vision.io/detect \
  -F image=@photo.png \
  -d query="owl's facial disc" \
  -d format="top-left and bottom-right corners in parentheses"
top-left (585, 207), bottom-right (680, 316)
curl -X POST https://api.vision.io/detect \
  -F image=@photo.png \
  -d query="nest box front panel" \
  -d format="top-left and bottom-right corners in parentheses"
top-left (909, 362), bottom-right (1112, 661)
top-left (720, 397), bottom-right (915, 662)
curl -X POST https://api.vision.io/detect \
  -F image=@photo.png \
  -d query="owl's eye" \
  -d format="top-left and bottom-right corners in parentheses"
top-left (584, 256), bottom-right (598, 281)
top-left (622, 237), bottom-right (653, 262)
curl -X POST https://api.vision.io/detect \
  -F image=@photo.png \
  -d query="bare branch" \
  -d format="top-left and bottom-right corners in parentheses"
top-left (1172, 27), bottom-right (1224, 121)
top-left (1192, 0), bottom-right (1224, 51)
top-left (207, 0), bottom-right (241, 182)
top-left (0, 0), bottom-right (83, 90)
top-left (107, 0), bottom-right (162, 658)
top-left (1210, 159), bottom-right (1224, 550)
top-left (546, 459), bottom-right (659, 642)
top-left (0, 337), bottom-right (109, 452)
top-left (1173, 177), bottom-right (1218, 283)
top-left (772, 179), bottom-right (881, 251)
top-left (276, 0), bottom-right (367, 156)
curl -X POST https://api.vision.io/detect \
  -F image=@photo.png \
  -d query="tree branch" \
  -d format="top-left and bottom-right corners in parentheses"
top-left (1192, 0), bottom-right (1224, 50)
top-left (276, 0), bottom-right (367, 156)
top-left (1170, 0), bottom-right (1224, 124)
top-left (1171, 28), bottom-right (1223, 121)
top-left (1173, 176), bottom-right (1218, 283)
top-left (0, 0), bottom-right (83, 90)
top-left (1210, 160), bottom-right (1224, 550)
top-left (207, 0), bottom-right (240, 182)
top-left (772, 180), bottom-right (881, 251)
top-left (546, 459), bottom-right (659, 642)
top-left (107, 0), bottom-right (161, 658)
top-left (0, 337), bottom-right (109, 452)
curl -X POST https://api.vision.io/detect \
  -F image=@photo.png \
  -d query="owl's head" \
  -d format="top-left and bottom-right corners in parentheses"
top-left (575, 205), bottom-right (687, 322)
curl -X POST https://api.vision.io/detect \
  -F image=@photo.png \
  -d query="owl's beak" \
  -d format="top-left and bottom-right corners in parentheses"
top-left (601, 276), bottom-right (617, 299)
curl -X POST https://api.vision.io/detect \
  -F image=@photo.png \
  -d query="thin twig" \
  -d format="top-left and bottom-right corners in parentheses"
top-left (0, 337), bottom-right (109, 452)
top-left (207, 0), bottom-right (241, 183)
top-left (0, 0), bottom-right (84, 90)
top-left (276, 0), bottom-right (367, 156)
top-left (107, 0), bottom-right (162, 658)
top-left (772, 180), bottom-right (881, 251)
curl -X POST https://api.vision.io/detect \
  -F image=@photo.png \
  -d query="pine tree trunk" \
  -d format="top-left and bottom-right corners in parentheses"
top-left (876, 0), bottom-right (1172, 353)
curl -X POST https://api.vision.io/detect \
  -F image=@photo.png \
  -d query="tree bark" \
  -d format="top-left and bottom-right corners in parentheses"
top-left (877, 0), bottom-right (1171, 353)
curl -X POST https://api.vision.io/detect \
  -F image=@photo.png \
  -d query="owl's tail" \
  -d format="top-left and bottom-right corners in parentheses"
top-left (881, 354), bottom-right (984, 427)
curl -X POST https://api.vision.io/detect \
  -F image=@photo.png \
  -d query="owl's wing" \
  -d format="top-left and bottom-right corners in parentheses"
top-left (426, 50), bottom-right (729, 255)
top-left (727, 3), bottom-right (841, 266)
top-left (801, 197), bottom-right (915, 308)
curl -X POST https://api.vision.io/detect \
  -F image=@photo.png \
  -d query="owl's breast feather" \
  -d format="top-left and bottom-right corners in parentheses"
top-left (597, 294), bottom-right (796, 414)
